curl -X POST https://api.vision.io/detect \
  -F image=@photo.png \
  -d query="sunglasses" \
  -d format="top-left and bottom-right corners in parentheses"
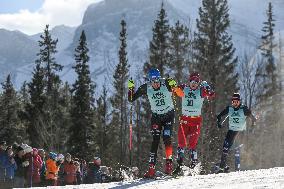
top-left (232, 100), bottom-right (240, 104)
top-left (151, 78), bottom-right (160, 83)
top-left (190, 80), bottom-right (199, 84)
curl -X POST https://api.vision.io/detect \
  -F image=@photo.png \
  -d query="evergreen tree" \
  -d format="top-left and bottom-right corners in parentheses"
top-left (68, 30), bottom-right (95, 160)
top-left (168, 20), bottom-right (190, 82)
top-left (37, 25), bottom-right (63, 94)
top-left (259, 2), bottom-right (278, 98)
top-left (26, 63), bottom-right (48, 148)
top-left (144, 2), bottom-right (170, 77)
top-left (95, 85), bottom-right (111, 163)
top-left (255, 2), bottom-right (281, 168)
top-left (110, 19), bottom-right (130, 165)
top-left (36, 25), bottom-right (64, 150)
top-left (0, 75), bottom-right (22, 143)
top-left (193, 0), bottom-right (238, 171)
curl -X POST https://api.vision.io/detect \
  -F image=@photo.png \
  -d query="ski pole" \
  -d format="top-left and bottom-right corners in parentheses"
top-left (129, 78), bottom-right (133, 166)
top-left (221, 115), bottom-right (229, 125)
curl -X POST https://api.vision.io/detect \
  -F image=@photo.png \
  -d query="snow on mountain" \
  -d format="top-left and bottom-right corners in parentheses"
top-left (24, 167), bottom-right (284, 189)
top-left (0, 29), bottom-right (38, 83)
top-left (3, 0), bottom-right (284, 90)
top-left (14, 25), bottom-right (76, 89)
top-left (30, 25), bottom-right (76, 51)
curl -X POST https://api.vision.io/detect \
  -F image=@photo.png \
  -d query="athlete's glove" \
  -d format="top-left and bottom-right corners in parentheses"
top-left (201, 81), bottom-right (211, 91)
top-left (168, 78), bottom-right (177, 87)
top-left (128, 79), bottom-right (135, 89)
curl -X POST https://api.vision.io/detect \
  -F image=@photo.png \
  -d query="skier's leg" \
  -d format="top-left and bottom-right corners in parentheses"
top-left (162, 110), bottom-right (175, 175)
top-left (220, 130), bottom-right (239, 169)
top-left (188, 117), bottom-right (202, 168)
top-left (144, 114), bottom-right (162, 178)
top-left (235, 147), bottom-right (241, 171)
top-left (176, 116), bottom-right (190, 166)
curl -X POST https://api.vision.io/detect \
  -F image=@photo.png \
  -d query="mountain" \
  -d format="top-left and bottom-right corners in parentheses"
top-left (13, 25), bottom-right (76, 89)
top-left (0, 29), bottom-right (38, 83)
top-left (1, 0), bottom-right (284, 90)
top-left (30, 25), bottom-right (76, 51)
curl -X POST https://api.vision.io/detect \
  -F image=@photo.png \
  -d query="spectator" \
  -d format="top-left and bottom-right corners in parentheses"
top-left (56, 153), bottom-right (65, 186)
top-left (86, 157), bottom-right (103, 183)
top-left (63, 153), bottom-right (77, 185)
top-left (46, 152), bottom-right (59, 186)
top-left (13, 144), bottom-right (26, 188)
top-left (2, 146), bottom-right (17, 189)
top-left (38, 149), bottom-right (46, 186)
top-left (26, 148), bottom-right (43, 187)
top-left (0, 141), bottom-right (7, 186)
top-left (74, 159), bottom-right (82, 184)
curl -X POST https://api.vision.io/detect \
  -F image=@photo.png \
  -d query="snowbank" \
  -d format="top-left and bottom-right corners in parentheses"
top-left (21, 167), bottom-right (284, 189)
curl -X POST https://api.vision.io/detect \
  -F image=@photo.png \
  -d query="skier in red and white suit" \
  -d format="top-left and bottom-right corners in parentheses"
top-left (173, 73), bottom-right (215, 175)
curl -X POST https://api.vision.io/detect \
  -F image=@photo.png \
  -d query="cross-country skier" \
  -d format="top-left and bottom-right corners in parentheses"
top-left (128, 68), bottom-right (183, 178)
top-left (216, 93), bottom-right (256, 173)
top-left (173, 72), bottom-right (215, 175)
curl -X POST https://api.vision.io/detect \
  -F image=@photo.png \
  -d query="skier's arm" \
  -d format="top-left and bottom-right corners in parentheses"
top-left (243, 106), bottom-right (257, 123)
top-left (201, 87), bottom-right (215, 99)
top-left (128, 83), bottom-right (147, 102)
top-left (200, 81), bottom-right (215, 99)
top-left (217, 106), bottom-right (229, 122)
top-left (165, 78), bottom-right (184, 97)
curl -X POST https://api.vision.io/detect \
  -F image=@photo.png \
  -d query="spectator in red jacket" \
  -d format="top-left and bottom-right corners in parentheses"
top-left (26, 148), bottom-right (43, 187)
top-left (63, 153), bottom-right (77, 185)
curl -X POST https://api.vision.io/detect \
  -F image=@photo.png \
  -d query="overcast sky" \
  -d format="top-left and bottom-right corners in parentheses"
top-left (0, 0), bottom-right (103, 35)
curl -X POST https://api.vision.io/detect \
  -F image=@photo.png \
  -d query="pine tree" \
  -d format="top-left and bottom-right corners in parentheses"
top-left (144, 2), bottom-right (170, 77)
top-left (110, 19), bottom-right (130, 165)
top-left (256, 2), bottom-right (281, 168)
top-left (0, 75), bottom-right (22, 143)
top-left (37, 25), bottom-right (63, 94)
top-left (168, 20), bottom-right (190, 82)
top-left (25, 63), bottom-right (48, 148)
top-left (68, 30), bottom-right (95, 160)
top-left (95, 85), bottom-right (111, 163)
top-left (37, 25), bottom-right (64, 150)
top-left (193, 0), bottom-right (238, 171)
top-left (259, 2), bottom-right (278, 98)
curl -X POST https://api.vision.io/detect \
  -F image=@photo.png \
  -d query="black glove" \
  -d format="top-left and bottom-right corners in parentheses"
top-left (216, 118), bottom-right (222, 128)
top-left (217, 122), bottom-right (222, 128)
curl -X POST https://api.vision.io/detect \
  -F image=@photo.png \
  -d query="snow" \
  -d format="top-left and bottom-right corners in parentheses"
top-left (23, 167), bottom-right (284, 189)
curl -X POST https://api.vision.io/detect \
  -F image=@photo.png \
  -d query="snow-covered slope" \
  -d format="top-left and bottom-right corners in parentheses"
top-left (27, 167), bottom-right (284, 189)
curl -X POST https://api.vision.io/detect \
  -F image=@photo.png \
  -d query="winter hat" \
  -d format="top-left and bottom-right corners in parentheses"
top-left (232, 93), bottom-right (241, 101)
top-left (49, 152), bottom-right (57, 160)
top-left (16, 145), bottom-right (24, 152)
top-left (94, 156), bottom-right (101, 166)
top-left (65, 153), bottom-right (71, 159)
top-left (57, 154), bottom-right (64, 161)
top-left (33, 148), bottom-right (38, 154)
top-left (24, 146), bottom-right (33, 154)
top-left (5, 145), bottom-right (12, 152)
top-left (189, 72), bottom-right (201, 82)
top-left (38, 149), bottom-right (45, 154)
top-left (0, 141), bottom-right (6, 146)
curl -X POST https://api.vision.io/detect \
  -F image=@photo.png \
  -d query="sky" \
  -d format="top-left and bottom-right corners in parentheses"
top-left (0, 0), bottom-right (103, 35)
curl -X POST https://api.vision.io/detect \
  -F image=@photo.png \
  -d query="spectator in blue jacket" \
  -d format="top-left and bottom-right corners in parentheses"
top-left (1, 146), bottom-right (17, 189)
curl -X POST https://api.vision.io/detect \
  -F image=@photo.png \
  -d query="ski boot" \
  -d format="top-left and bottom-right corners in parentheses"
top-left (172, 164), bottom-right (182, 177)
top-left (189, 149), bottom-right (198, 169)
top-left (189, 159), bottom-right (198, 169)
top-left (165, 159), bottom-right (173, 175)
top-left (143, 163), bottom-right (156, 178)
top-left (215, 164), bottom-right (229, 174)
